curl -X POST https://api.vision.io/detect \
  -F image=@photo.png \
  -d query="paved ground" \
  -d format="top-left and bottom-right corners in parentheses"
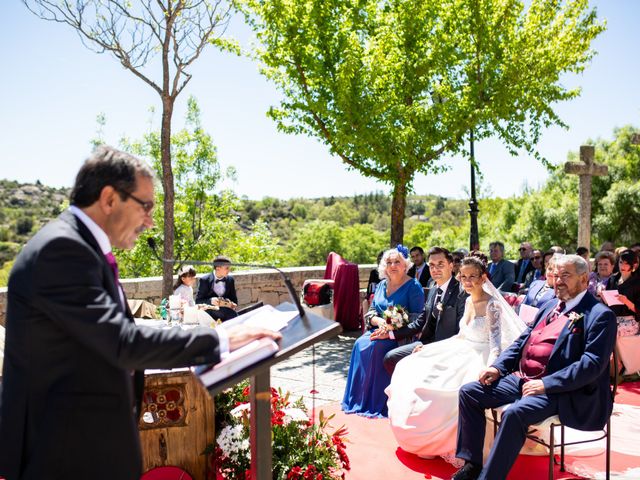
top-left (271, 329), bottom-right (360, 409)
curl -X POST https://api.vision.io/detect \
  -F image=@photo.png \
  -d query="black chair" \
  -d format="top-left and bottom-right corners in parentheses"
top-left (489, 348), bottom-right (618, 480)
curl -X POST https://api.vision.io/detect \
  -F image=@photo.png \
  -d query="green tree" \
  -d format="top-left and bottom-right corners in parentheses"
top-left (239, 0), bottom-right (604, 246)
top-left (115, 98), bottom-right (284, 278)
top-left (287, 220), bottom-right (343, 266)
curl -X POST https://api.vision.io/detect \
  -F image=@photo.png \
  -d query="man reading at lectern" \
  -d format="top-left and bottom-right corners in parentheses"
top-left (0, 146), bottom-right (281, 480)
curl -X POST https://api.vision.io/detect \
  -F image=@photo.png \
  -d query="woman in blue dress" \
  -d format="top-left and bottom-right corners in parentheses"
top-left (342, 246), bottom-right (425, 418)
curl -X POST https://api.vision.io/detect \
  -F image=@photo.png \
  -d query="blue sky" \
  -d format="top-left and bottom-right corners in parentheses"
top-left (1, 1), bottom-right (639, 200)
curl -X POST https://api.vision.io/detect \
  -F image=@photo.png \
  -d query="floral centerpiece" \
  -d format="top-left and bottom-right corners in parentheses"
top-left (382, 305), bottom-right (409, 330)
top-left (209, 381), bottom-right (350, 480)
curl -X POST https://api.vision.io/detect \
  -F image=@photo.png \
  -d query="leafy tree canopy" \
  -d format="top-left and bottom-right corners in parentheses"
top-left (238, 0), bottom-right (605, 244)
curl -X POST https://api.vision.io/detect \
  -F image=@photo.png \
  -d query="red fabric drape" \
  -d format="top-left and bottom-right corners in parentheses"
top-left (324, 252), bottom-right (361, 330)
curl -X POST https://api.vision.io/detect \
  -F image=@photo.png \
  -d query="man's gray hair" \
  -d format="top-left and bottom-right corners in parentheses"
top-left (555, 254), bottom-right (589, 275)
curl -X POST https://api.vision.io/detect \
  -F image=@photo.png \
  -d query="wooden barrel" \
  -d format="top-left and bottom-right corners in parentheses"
top-left (139, 368), bottom-right (215, 480)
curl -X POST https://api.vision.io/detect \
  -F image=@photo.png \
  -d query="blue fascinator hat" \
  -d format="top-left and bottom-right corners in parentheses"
top-left (396, 244), bottom-right (409, 259)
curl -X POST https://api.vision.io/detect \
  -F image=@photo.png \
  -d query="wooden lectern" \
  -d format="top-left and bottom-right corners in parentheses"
top-left (198, 304), bottom-right (342, 480)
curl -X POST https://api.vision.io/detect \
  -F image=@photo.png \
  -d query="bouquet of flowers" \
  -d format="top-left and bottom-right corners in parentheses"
top-left (382, 305), bottom-right (409, 330)
top-left (209, 381), bottom-right (350, 480)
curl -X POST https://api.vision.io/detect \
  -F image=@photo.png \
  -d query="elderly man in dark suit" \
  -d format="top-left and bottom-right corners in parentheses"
top-left (488, 241), bottom-right (516, 292)
top-left (196, 255), bottom-right (239, 321)
top-left (376, 247), bottom-right (468, 375)
top-left (452, 255), bottom-right (616, 480)
top-left (0, 146), bottom-right (280, 480)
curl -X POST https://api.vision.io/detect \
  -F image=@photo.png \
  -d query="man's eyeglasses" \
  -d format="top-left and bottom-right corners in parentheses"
top-left (532, 256), bottom-right (542, 260)
top-left (117, 189), bottom-right (154, 214)
top-left (518, 247), bottom-right (527, 251)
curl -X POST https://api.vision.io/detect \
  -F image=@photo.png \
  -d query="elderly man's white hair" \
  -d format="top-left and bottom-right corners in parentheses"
top-left (555, 254), bottom-right (589, 275)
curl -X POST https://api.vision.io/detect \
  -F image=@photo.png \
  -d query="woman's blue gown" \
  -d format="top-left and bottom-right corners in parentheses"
top-left (341, 278), bottom-right (425, 418)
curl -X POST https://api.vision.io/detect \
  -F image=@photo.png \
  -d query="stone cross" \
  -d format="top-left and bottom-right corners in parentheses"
top-left (564, 145), bottom-right (608, 252)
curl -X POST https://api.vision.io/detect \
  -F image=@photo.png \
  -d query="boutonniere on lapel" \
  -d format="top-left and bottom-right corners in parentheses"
top-left (567, 311), bottom-right (584, 331)
top-left (436, 302), bottom-right (444, 312)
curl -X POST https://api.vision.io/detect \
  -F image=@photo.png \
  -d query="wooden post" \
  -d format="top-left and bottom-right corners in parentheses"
top-left (250, 369), bottom-right (272, 479)
top-left (563, 146), bottom-right (608, 252)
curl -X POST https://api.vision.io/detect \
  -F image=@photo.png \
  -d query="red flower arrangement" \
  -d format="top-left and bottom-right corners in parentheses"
top-left (209, 381), bottom-right (350, 480)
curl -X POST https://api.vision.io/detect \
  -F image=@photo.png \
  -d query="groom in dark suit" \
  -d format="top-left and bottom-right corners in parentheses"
top-left (0, 146), bottom-right (280, 480)
top-left (452, 255), bottom-right (616, 480)
top-left (377, 247), bottom-right (467, 375)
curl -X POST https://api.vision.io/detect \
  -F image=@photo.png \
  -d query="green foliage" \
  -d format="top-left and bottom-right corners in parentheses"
top-left (114, 97), bottom-right (285, 277)
top-left (0, 260), bottom-right (14, 288)
top-left (239, 0), bottom-right (605, 243)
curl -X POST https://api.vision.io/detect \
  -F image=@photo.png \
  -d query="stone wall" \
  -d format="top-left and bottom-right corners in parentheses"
top-left (0, 265), bottom-right (375, 326)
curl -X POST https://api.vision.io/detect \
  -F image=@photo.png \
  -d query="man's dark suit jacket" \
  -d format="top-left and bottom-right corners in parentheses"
top-left (492, 292), bottom-right (617, 430)
top-left (514, 258), bottom-right (535, 284)
top-left (489, 259), bottom-right (516, 291)
top-left (407, 263), bottom-right (431, 288)
top-left (196, 273), bottom-right (238, 305)
top-left (0, 211), bottom-right (222, 480)
top-left (521, 279), bottom-right (556, 309)
top-left (393, 277), bottom-right (467, 344)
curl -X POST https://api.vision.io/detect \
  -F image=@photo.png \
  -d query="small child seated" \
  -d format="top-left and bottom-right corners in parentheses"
top-left (173, 265), bottom-right (197, 307)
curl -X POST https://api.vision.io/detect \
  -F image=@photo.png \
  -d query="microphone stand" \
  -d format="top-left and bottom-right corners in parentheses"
top-left (147, 238), bottom-right (306, 318)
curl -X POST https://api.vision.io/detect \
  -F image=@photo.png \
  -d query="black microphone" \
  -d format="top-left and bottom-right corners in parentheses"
top-left (147, 237), bottom-right (306, 318)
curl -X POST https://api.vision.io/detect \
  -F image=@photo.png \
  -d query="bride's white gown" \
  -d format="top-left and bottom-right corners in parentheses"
top-left (385, 297), bottom-right (502, 458)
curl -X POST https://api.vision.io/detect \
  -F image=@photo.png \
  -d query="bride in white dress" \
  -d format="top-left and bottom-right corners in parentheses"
top-left (385, 256), bottom-right (526, 460)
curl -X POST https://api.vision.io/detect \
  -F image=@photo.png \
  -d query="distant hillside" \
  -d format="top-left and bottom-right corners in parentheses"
top-left (0, 179), bottom-right (69, 265)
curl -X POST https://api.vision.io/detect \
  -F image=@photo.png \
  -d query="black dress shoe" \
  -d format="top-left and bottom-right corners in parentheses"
top-left (451, 462), bottom-right (482, 480)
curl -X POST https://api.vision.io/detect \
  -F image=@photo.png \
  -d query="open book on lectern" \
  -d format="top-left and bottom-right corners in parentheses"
top-left (193, 304), bottom-right (297, 387)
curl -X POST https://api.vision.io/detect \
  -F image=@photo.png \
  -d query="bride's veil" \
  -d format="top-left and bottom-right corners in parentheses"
top-left (482, 280), bottom-right (527, 350)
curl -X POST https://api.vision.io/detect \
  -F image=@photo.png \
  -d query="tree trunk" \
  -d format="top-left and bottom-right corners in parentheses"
top-left (161, 97), bottom-right (175, 298)
top-left (390, 179), bottom-right (407, 247)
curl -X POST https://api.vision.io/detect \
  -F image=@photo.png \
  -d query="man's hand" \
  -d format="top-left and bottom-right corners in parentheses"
top-left (370, 328), bottom-right (390, 340)
top-left (412, 344), bottom-right (424, 354)
top-left (226, 325), bottom-right (282, 351)
top-left (522, 379), bottom-right (546, 397)
top-left (478, 367), bottom-right (500, 386)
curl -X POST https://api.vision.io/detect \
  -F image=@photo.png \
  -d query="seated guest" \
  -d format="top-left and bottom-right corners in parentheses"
top-left (408, 246), bottom-right (431, 287)
top-left (452, 249), bottom-right (468, 280)
top-left (196, 255), bottom-right (238, 321)
top-left (576, 246), bottom-right (590, 263)
top-left (488, 241), bottom-right (515, 292)
top-left (522, 249), bottom-right (544, 289)
top-left (588, 250), bottom-right (615, 298)
top-left (385, 256), bottom-right (525, 460)
top-left (366, 251), bottom-right (385, 299)
top-left (173, 265), bottom-right (197, 306)
top-left (600, 241), bottom-right (616, 253)
top-left (341, 246), bottom-right (424, 418)
top-left (377, 247), bottom-right (467, 375)
top-left (453, 255), bottom-right (617, 480)
top-left (549, 245), bottom-right (566, 254)
top-left (521, 254), bottom-right (559, 309)
top-left (605, 249), bottom-right (640, 335)
top-left (514, 242), bottom-right (534, 288)
top-left (541, 250), bottom-right (555, 280)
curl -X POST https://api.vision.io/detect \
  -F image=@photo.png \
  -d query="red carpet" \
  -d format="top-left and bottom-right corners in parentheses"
top-left (320, 382), bottom-right (640, 480)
